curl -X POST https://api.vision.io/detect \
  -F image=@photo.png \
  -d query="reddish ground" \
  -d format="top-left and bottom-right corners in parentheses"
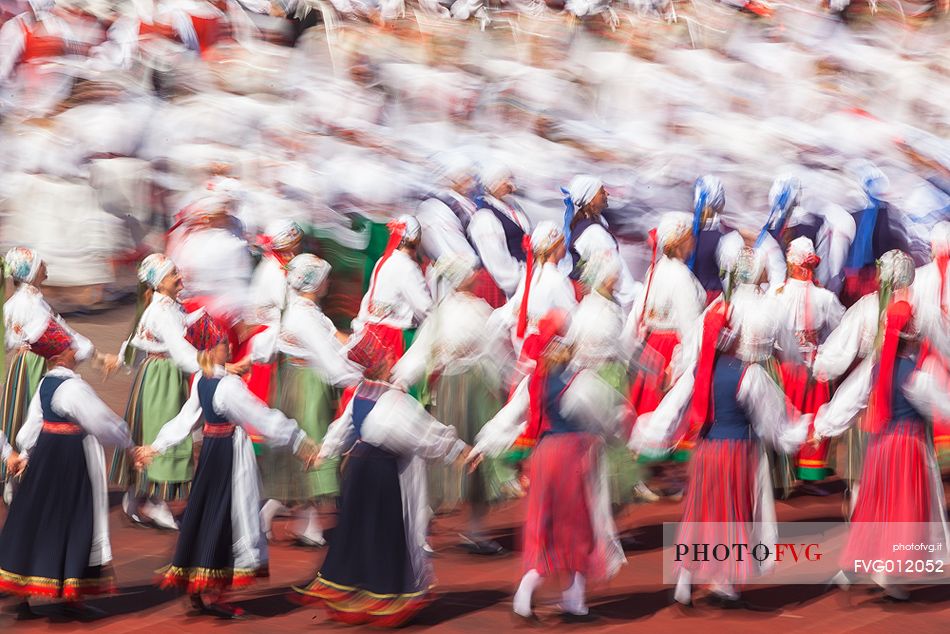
top-left (0, 304), bottom-right (948, 632)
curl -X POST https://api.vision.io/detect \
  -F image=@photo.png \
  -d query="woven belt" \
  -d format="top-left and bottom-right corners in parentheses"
top-left (203, 423), bottom-right (236, 437)
top-left (42, 422), bottom-right (83, 435)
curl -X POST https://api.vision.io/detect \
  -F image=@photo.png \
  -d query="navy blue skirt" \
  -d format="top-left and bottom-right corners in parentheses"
top-left (0, 428), bottom-right (113, 599)
top-left (295, 441), bottom-right (430, 626)
top-left (158, 433), bottom-right (264, 593)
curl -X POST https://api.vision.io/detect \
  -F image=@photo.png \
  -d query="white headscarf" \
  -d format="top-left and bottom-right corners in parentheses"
top-left (566, 175), bottom-right (604, 211)
top-left (286, 254), bottom-right (331, 293)
top-left (530, 221), bottom-right (564, 255)
top-left (434, 253), bottom-right (478, 291)
top-left (656, 212), bottom-right (693, 252)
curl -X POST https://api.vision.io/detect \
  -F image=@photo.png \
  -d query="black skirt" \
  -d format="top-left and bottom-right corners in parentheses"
top-left (158, 434), bottom-right (264, 593)
top-left (295, 441), bottom-right (430, 627)
top-left (0, 429), bottom-right (114, 599)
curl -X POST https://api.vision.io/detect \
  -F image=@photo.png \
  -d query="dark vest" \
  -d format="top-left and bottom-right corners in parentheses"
top-left (889, 355), bottom-right (924, 427)
top-left (542, 368), bottom-right (583, 436)
top-left (197, 377), bottom-right (228, 424)
top-left (568, 218), bottom-right (613, 280)
top-left (846, 203), bottom-right (909, 270)
top-left (432, 191), bottom-right (476, 233)
top-left (704, 355), bottom-right (757, 441)
top-left (692, 228), bottom-right (724, 292)
top-left (352, 382), bottom-right (386, 438)
top-left (39, 375), bottom-right (71, 423)
top-left (475, 196), bottom-right (527, 263)
top-left (776, 220), bottom-right (821, 251)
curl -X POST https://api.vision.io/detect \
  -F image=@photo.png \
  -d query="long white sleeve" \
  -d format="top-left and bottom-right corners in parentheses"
top-left (813, 356), bottom-right (874, 440)
top-left (319, 397), bottom-right (357, 460)
top-left (472, 376), bottom-right (529, 457)
top-left (469, 211), bottom-right (523, 296)
top-left (215, 375), bottom-right (306, 451)
top-left (0, 431), bottom-right (11, 461)
top-left (813, 294), bottom-right (877, 381)
top-left (559, 368), bottom-right (624, 439)
top-left (391, 314), bottom-right (436, 388)
top-left (55, 379), bottom-right (133, 449)
top-left (361, 391), bottom-right (465, 463)
top-left (154, 315), bottom-right (201, 375)
top-left (759, 233), bottom-right (787, 292)
top-left (152, 380), bottom-right (203, 454)
top-left (14, 392), bottom-right (43, 457)
top-left (903, 357), bottom-right (950, 422)
top-left (0, 17), bottom-right (25, 83)
top-left (280, 301), bottom-right (362, 387)
top-left (628, 370), bottom-right (694, 453)
top-left (738, 364), bottom-right (809, 453)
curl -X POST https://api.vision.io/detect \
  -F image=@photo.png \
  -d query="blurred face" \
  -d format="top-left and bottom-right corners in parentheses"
top-left (158, 268), bottom-right (183, 298)
top-left (51, 347), bottom-right (77, 370)
top-left (281, 237), bottom-right (303, 258)
top-left (35, 262), bottom-right (48, 286)
top-left (491, 179), bottom-right (515, 199)
top-left (601, 272), bottom-right (619, 295)
top-left (675, 234), bottom-right (696, 261)
top-left (212, 342), bottom-right (229, 366)
top-left (452, 175), bottom-right (475, 196)
top-left (588, 187), bottom-right (609, 215)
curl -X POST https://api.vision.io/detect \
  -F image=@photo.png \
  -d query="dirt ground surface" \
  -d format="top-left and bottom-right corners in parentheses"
top-left (1, 303), bottom-right (948, 633)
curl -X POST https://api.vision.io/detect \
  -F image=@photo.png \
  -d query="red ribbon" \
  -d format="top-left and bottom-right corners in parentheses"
top-left (516, 234), bottom-right (534, 340)
top-left (366, 219), bottom-right (407, 313)
top-left (937, 252), bottom-right (948, 313)
top-left (683, 300), bottom-right (731, 439)
top-left (866, 300), bottom-right (913, 434)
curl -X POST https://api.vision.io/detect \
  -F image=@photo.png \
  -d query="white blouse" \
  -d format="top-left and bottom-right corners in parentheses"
top-left (17, 367), bottom-right (133, 456)
top-left (568, 292), bottom-right (627, 367)
top-left (320, 385), bottom-right (465, 463)
top-left (624, 255), bottom-right (705, 337)
top-left (468, 200), bottom-right (530, 297)
top-left (768, 278), bottom-right (846, 364)
top-left (128, 293), bottom-right (201, 375)
top-left (352, 250), bottom-right (433, 332)
top-left (246, 255), bottom-right (288, 364)
top-left (172, 227), bottom-right (254, 322)
top-left (278, 294), bottom-right (362, 388)
top-left (494, 261), bottom-right (578, 340)
top-left (152, 370), bottom-right (307, 455)
top-left (4, 284), bottom-right (94, 362)
top-left (812, 293), bottom-right (880, 382)
top-left (570, 221), bottom-right (641, 310)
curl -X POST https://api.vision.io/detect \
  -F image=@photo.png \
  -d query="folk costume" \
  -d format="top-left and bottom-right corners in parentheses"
top-left (295, 332), bottom-right (468, 627)
top-left (0, 320), bottom-right (133, 601)
top-left (769, 237), bottom-right (845, 482)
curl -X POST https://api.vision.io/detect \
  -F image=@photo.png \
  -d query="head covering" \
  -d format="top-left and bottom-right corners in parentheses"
top-left (560, 175), bottom-right (604, 246)
top-left (480, 162), bottom-right (513, 194)
top-left (286, 254), bottom-right (331, 293)
top-left (185, 312), bottom-right (228, 351)
top-left (755, 175), bottom-right (802, 247)
top-left (845, 161), bottom-right (891, 270)
top-left (347, 330), bottom-right (392, 377)
top-left (517, 221), bottom-right (566, 338)
top-left (138, 253), bottom-right (176, 291)
top-left (31, 319), bottom-right (73, 360)
top-left (656, 212), bottom-right (694, 253)
top-left (261, 219), bottom-right (303, 252)
top-left (581, 250), bottom-right (621, 292)
top-left (787, 236), bottom-right (820, 280)
top-left (5, 247), bottom-right (42, 284)
top-left (434, 253), bottom-right (478, 291)
top-left (878, 249), bottom-right (915, 291)
top-left (931, 221), bottom-right (950, 309)
top-left (688, 175), bottom-right (726, 269)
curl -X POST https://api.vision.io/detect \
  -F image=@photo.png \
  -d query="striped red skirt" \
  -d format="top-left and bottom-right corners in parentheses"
top-left (675, 439), bottom-right (761, 584)
top-left (468, 268), bottom-right (507, 309)
top-left (842, 421), bottom-right (946, 576)
top-left (780, 363), bottom-right (833, 481)
top-left (628, 330), bottom-right (680, 417)
top-left (522, 433), bottom-right (602, 580)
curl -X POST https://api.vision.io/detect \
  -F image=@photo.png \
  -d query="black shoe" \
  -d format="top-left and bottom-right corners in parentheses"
top-left (60, 602), bottom-right (107, 621)
top-left (707, 595), bottom-right (774, 612)
top-left (460, 536), bottom-right (506, 556)
top-left (560, 610), bottom-right (600, 623)
top-left (14, 601), bottom-right (42, 621)
top-left (201, 601), bottom-right (246, 619)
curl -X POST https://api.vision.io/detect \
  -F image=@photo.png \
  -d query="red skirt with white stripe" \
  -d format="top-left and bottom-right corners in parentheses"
top-left (675, 439), bottom-right (761, 584)
top-left (780, 363), bottom-right (833, 481)
top-left (842, 421), bottom-right (946, 575)
top-left (522, 433), bottom-right (602, 580)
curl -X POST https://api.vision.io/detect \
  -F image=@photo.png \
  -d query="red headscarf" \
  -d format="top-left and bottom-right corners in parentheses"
top-left (366, 218), bottom-right (409, 313)
top-left (31, 320), bottom-right (73, 360)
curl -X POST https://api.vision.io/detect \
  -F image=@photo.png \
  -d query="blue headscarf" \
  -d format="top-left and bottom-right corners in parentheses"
top-left (755, 176), bottom-right (802, 248)
top-left (688, 175), bottom-right (725, 270)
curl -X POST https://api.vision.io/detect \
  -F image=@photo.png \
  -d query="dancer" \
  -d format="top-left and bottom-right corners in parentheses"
top-left (0, 319), bottom-right (133, 616)
top-left (393, 253), bottom-right (514, 555)
top-left (561, 174), bottom-right (639, 309)
top-left (352, 214), bottom-right (432, 361)
top-left (2, 247), bottom-right (113, 487)
top-left (136, 332), bottom-right (318, 619)
top-left (685, 175), bottom-right (728, 305)
top-left (471, 314), bottom-right (626, 620)
top-left (815, 253), bottom-right (950, 599)
top-left (112, 254), bottom-right (242, 529)
top-left (630, 249), bottom-right (810, 607)
top-left (769, 237), bottom-right (845, 491)
top-left (259, 254), bottom-right (362, 545)
top-left (295, 331), bottom-right (471, 627)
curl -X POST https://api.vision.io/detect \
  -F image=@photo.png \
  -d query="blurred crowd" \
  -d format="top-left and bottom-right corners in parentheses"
top-left (0, 0), bottom-right (947, 307)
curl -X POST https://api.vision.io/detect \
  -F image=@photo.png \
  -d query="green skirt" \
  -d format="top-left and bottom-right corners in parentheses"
top-left (109, 357), bottom-right (191, 500)
top-left (597, 361), bottom-right (644, 505)
top-left (428, 364), bottom-right (516, 511)
top-left (0, 350), bottom-right (46, 479)
top-left (259, 361), bottom-right (338, 502)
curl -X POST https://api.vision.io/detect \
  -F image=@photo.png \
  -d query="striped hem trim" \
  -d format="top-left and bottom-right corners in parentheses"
top-left (0, 568), bottom-right (116, 600)
top-left (156, 565), bottom-right (267, 594)
top-left (293, 575), bottom-right (432, 626)
top-left (797, 467), bottom-right (833, 481)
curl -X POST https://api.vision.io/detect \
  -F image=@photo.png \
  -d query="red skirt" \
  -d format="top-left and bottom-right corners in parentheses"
top-left (842, 421), bottom-right (945, 576)
top-left (467, 268), bottom-right (507, 309)
top-left (522, 433), bottom-right (601, 579)
top-left (363, 323), bottom-right (406, 361)
top-left (676, 439), bottom-right (760, 584)
top-left (628, 330), bottom-right (680, 416)
top-left (780, 363), bottom-right (833, 481)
